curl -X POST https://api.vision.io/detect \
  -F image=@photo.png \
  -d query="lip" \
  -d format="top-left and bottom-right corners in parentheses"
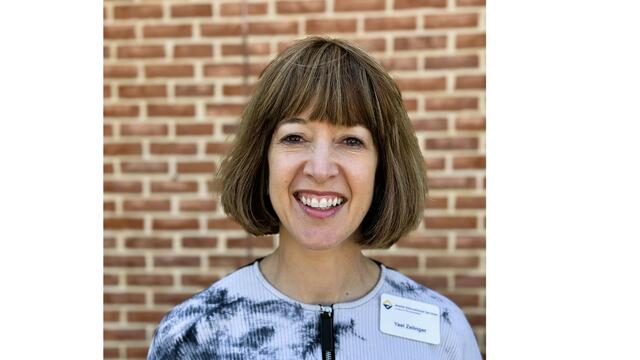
top-left (293, 189), bottom-right (348, 200)
top-left (292, 193), bottom-right (345, 219)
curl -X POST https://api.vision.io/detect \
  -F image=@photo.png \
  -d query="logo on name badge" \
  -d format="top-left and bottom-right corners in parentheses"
top-left (379, 293), bottom-right (441, 345)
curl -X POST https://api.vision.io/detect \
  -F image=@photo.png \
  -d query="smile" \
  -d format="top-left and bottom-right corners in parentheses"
top-left (293, 191), bottom-right (347, 219)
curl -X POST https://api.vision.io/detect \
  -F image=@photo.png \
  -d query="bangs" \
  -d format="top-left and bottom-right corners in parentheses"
top-left (262, 39), bottom-right (384, 137)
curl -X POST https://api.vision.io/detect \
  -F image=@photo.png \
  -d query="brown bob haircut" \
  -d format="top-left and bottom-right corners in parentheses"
top-left (219, 36), bottom-right (428, 249)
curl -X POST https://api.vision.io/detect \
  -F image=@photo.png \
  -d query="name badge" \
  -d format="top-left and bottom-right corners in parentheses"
top-left (379, 293), bottom-right (440, 345)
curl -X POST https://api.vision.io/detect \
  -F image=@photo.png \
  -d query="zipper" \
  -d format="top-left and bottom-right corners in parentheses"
top-left (319, 305), bottom-right (334, 360)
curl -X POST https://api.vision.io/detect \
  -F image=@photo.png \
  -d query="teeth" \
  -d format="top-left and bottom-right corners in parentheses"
top-left (297, 194), bottom-right (345, 209)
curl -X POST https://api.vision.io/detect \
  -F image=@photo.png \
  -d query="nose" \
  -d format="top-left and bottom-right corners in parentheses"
top-left (302, 142), bottom-right (339, 182)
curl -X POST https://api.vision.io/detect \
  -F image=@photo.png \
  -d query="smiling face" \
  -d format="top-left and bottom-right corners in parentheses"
top-left (267, 111), bottom-right (378, 251)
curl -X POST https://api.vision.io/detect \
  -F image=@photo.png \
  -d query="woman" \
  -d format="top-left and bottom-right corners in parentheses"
top-left (148, 37), bottom-right (482, 360)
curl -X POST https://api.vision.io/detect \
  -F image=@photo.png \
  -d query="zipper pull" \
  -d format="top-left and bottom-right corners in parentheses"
top-left (319, 305), bottom-right (334, 360)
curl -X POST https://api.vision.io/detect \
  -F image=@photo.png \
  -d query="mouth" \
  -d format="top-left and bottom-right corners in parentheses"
top-left (293, 191), bottom-right (347, 219)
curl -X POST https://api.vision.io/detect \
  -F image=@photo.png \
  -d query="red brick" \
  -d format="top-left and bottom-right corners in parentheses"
top-left (227, 236), bottom-right (275, 249)
top-left (427, 176), bottom-right (476, 189)
top-left (456, 75), bottom-right (485, 89)
top-left (205, 142), bottom-right (233, 154)
top-left (456, 196), bottom-right (485, 209)
top-left (119, 85), bottom-right (167, 98)
top-left (117, 45), bottom-right (165, 59)
top-left (123, 199), bottom-right (171, 211)
top-left (424, 13), bottom-right (478, 28)
top-left (425, 97), bottom-right (478, 111)
top-left (370, 255), bottom-right (419, 269)
top-left (456, 33), bottom-right (486, 49)
top-left (104, 65), bottom-right (137, 78)
top-left (456, 116), bottom-right (485, 130)
top-left (174, 44), bottom-right (213, 58)
top-left (104, 201), bottom-right (115, 211)
top-left (103, 85), bottom-right (111, 98)
top-left (127, 311), bottom-right (166, 323)
top-left (441, 292), bottom-right (479, 307)
top-left (428, 256), bottom-right (479, 268)
top-left (104, 255), bottom-right (145, 268)
top-left (127, 274), bottom-right (173, 286)
top-left (104, 218), bottom-right (144, 230)
top-left (365, 16), bottom-right (416, 31)
top-left (182, 274), bottom-right (220, 287)
top-left (394, 0), bottom-right (446, 9)
top-left (249, 21), bottom-right (298, 35)
top-left (425, 196), bottom-right (447, 208)
top-left (207, 218), bottom-right (243, 230)
top-left (335, 0), bottom-right (385, 11)
top-left (380, 57), bottom-right (417, 71)
top-left (145, 64), bottom-right (194, 78)
top-left (182, 236), bottom-right (218, 248)
top-left (177, 162), bottom-right (216, 174)
top-left (125, 236), bottom-right (173, 249)
top-left (453, 156), bottom-right (485, 169)
top-left (455, 275), bottom-right (485, 288)
top-left (404, 98), bottom-right (417, 111)
top-left (204, 64), bottom-right (245, 77)
top-left (394, 36), bottom-right (447, 50)
top-left (104, 162), bottom-right (113, 172)
top-left (349, 38), bottom-right (387, 52)
top-left (457, 0), bottom-right (485, 6)
top-left (114, 5), bottom-right (162, 19)
top-left (412, 118), bottom-right (447, 131)
top-left (105, 142), bottom-right (138, 156)
top-left (153, 218), bottom-right (200, 230)
top-left (276, 1), bottom-right (325, 13)
top-left (103, 124), bottom-right (113, 137)
top-left (151, 181), bottom-right (198, 193)
top-left (456, 236), bottom-right (485, 249)
top-left (396, 236), bottom-right (447, 249)
top-left (150, 142), bottom-right (197, 155)
top-left (127, 346), bottom-right (149, 357)
top-left (206, 103), bottom-right (245, 116)
top-left (148, 104), bottom-right (195, 117)
top-left (180, 199), bottom-right (217, 212)
top-left (104, 237), bottom-right (116, 248)
top-left (144, 24), bottom-right (192, 38)
top-left (121, 161), bottom-right (168, 173)
top-left (222, 42), bottom-right (271, 56)
top-left (426, 137), bottom-right (479, 150)
top-left (104, 25), bottom-right (135, 39)
top-left (104, 180), bottom-right (142, 193)
top-left (104, 348), bottom-right (119, 358)
top-left (103, 46), bottom-right (110, 59)
top-left (306, 19), bottom-right (357, 33)
top-left (425, 157), bottom-right (445, 171)
top-left (223, 124), bottom-right (238, 134)
top-left (104, 274), bottom-right (118, 285)
top-left (176, 123), bottom-right (214, 135)
top-left (467, 314), bottom-right (485, 327)
top-left (104, 104), bottom-right (139, 117)
top-left (201, 23), bottom-right (242, 37)
top-left (120, 123), bottom-right (168, 135)
top-left (410, 275), bottom-right (448, 289)
top-left (104, 311), bottom-right (119, 323)
top-left (426, 55), bottom-right (478, 69)
top-left (223, 84), bottom-right (256, 96)
top-left (171, 4), bottom-right (212, 18)
top-left (395, 77), bottom-right (446, 92)
top-left (154, 292), bottom-right (193, 305)
top-left (220, 3), bottom-right (268, 16)
top-left (154, 255), bottom-right (201, 267)
top-left (104, 329), bottom-right (146, 340)
top-left (425, 216), bottom-right (477, 229)
top-left (175, 85), bottom-right (214, 97)
top-left (209, 256), bottom-right (256, 268)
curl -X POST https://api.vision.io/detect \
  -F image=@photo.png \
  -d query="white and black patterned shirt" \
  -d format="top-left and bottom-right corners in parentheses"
top-left (148, 259), bottom-right (482, 360)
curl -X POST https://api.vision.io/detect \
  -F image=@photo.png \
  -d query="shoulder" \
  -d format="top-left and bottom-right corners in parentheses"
top-left (147, 263), bottom-right (255, 360)
top-left (382, 266), bottom-right (481, 356)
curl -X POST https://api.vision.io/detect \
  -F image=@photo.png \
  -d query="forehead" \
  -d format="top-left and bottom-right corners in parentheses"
top-left (275, 116), bottom-right (371, 133)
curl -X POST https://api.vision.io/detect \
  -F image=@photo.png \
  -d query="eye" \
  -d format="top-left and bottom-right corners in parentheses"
top-left (343, 137), bottom-right (364, 148)
top-left (280, 134), bottom-right (305, 144)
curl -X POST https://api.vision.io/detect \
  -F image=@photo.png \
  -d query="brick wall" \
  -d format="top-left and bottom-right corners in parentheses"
top-left (103, 0), bottom-right (486, 358)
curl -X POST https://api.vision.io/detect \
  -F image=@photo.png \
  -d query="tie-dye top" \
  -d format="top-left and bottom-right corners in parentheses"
top-left (147, 259), bottom-right (482, 360)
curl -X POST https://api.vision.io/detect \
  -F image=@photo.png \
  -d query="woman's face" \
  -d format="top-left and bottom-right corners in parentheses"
top-left (267, 111), bottom-right (378, 251)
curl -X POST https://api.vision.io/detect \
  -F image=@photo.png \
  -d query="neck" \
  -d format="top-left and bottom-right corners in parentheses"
top-left (259, 237), bottom-right (381, 305)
